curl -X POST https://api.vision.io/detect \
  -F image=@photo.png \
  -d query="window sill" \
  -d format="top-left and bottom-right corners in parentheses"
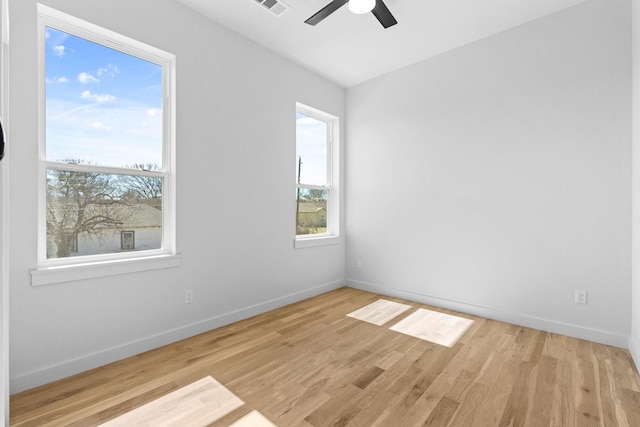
top-left (294, 235), bottom-right (343, 249)
top-left (30, 254), bottom-right (181, 286)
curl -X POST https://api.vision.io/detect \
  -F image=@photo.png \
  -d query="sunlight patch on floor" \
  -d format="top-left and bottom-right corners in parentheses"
top-left (346, 299), bottom-right (413, 326)
top-left (230, 410), bottom-right (277, 427)
top-left (98, 376), bottom-right (244, 427)
top-left (390, 308), bottom-right (474, 347)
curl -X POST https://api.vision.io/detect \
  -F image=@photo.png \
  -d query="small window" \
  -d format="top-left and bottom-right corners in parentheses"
top-left (295, 103), bottom-right (340, 247)
top-left (121, 231), bottom-right (135, 251)
top-left (38, 5), bottom-right (175, 268)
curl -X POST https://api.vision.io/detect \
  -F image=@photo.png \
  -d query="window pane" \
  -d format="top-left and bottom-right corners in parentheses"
top-left (296, 113), bottom-right (327, 186)
top-left (296, 187), bottom-right (328, 235)
top-left (46, 168), bottom-right (162, 258)
top-left (45, 27), bottom-right (163, 168)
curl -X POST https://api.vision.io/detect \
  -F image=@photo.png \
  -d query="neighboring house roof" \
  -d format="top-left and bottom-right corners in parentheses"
top-left (122, 204), bottom-right (162, 228)
top-left (47, 203), bottom-right (162, 231)
top-left (297, 202), bottom-right (326, 214)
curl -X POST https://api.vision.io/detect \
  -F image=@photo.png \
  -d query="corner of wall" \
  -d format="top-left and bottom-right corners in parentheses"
top-left (633, 0), bottom-right (640, 379)
top-left (346, 279), bottom-right (630, 348)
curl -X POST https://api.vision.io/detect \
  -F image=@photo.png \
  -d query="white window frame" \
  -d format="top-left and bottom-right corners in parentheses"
top-left (295, 103), bottom-right (341, 248)
top-left (31, 5), bottom-right (179, 286)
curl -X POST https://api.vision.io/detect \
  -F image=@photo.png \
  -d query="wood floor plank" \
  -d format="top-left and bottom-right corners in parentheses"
top-left (422, 396), bottom-right (459, 426)
top-left (621, 388), bottom-right (640, 426)
top-left (445, 381), bottom-right (489, 426)
top-left (10, 287), bottom-right (640, 427)
top-left (575, 339), bottom-right (605, 426)
top-left (527, 355), bottom-right (558, 426)
top-left (550, 359), bottom-right (576, 426)
top-left (304, 384), bottom-right (361, 427)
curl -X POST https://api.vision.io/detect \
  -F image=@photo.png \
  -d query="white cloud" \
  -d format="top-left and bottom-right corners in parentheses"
top-left (89, 121), bottom-right (111, 131)
top-left (146, 108), bottom-right (161, 117)
top-left (46, 77), bottom-right (70, 84)
top-left (97, 64), bottom-right (120, 78)
top-left (81, 90), bottom-right (116, 104)
top-left (53, 45), bottom-right (65, 57)
top-left (78, 72), bottom-right (99, 84)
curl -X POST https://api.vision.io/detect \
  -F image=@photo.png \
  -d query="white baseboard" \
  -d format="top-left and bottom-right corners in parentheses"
top-left (630, 336), bottom-right (640, 373)
top-left (10, 280), bottom-right (344, 394)
top-left (346, 279), bottom-right (629, 349)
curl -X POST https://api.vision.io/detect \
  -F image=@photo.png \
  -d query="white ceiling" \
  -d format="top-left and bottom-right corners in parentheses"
top-left (174, 0), bottom-right (590, 88)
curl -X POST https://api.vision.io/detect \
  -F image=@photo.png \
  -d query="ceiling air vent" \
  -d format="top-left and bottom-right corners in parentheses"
top-left (254, 0), bottom-right (290, 17)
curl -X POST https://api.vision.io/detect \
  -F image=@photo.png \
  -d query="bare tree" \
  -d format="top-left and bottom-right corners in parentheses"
top-left (47, 168), bottom-right (126, 258)
top-left (120, 163), bottom-right (162, 208)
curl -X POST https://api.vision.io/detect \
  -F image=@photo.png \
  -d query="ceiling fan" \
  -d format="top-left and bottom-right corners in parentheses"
top-left (305, 0), bottom-right (398, 29)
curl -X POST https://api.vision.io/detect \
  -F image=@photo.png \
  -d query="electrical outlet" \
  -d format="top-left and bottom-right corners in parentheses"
top-left (575, 290), bottom-right (587, 305)
top-left (356, 259), bottom-right (362, 269)
top-left (185, 290), bottom-right (194, 304)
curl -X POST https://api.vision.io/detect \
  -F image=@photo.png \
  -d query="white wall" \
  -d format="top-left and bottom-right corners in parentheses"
top-left (8, 0), bottom-right (345, 392)
top-left (346, 0), bottom-right (632, 347)
top-left (631, 0), bottom-right (640, 370)
top-left (1, 0), bottom-right (8, 420)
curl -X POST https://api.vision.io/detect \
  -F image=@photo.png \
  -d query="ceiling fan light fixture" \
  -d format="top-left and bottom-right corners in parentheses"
top-left (348, 0), bottom-right (376, 15)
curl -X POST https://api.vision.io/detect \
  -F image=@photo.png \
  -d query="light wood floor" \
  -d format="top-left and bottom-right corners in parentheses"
top-left (10, 287), bottom-right (640, 426)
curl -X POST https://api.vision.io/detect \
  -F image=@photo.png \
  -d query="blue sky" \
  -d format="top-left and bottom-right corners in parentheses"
top-left (45, 27), bottom-right (164, 168)
top-left (46, 26), bottom-right (328, 182)
top-left (296, 113), bottom-right (328, 187)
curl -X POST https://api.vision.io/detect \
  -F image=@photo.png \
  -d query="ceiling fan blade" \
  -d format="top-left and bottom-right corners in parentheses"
top-left (372, 0), bottom-right (397, 28)
top-left (305, 0), bottom-right (349, 26)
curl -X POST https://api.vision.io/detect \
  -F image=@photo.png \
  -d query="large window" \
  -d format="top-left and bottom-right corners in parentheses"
top-left (37, 5), bottom-right (176, 272)
top-left (295, 103), bottom-right (340, 247)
